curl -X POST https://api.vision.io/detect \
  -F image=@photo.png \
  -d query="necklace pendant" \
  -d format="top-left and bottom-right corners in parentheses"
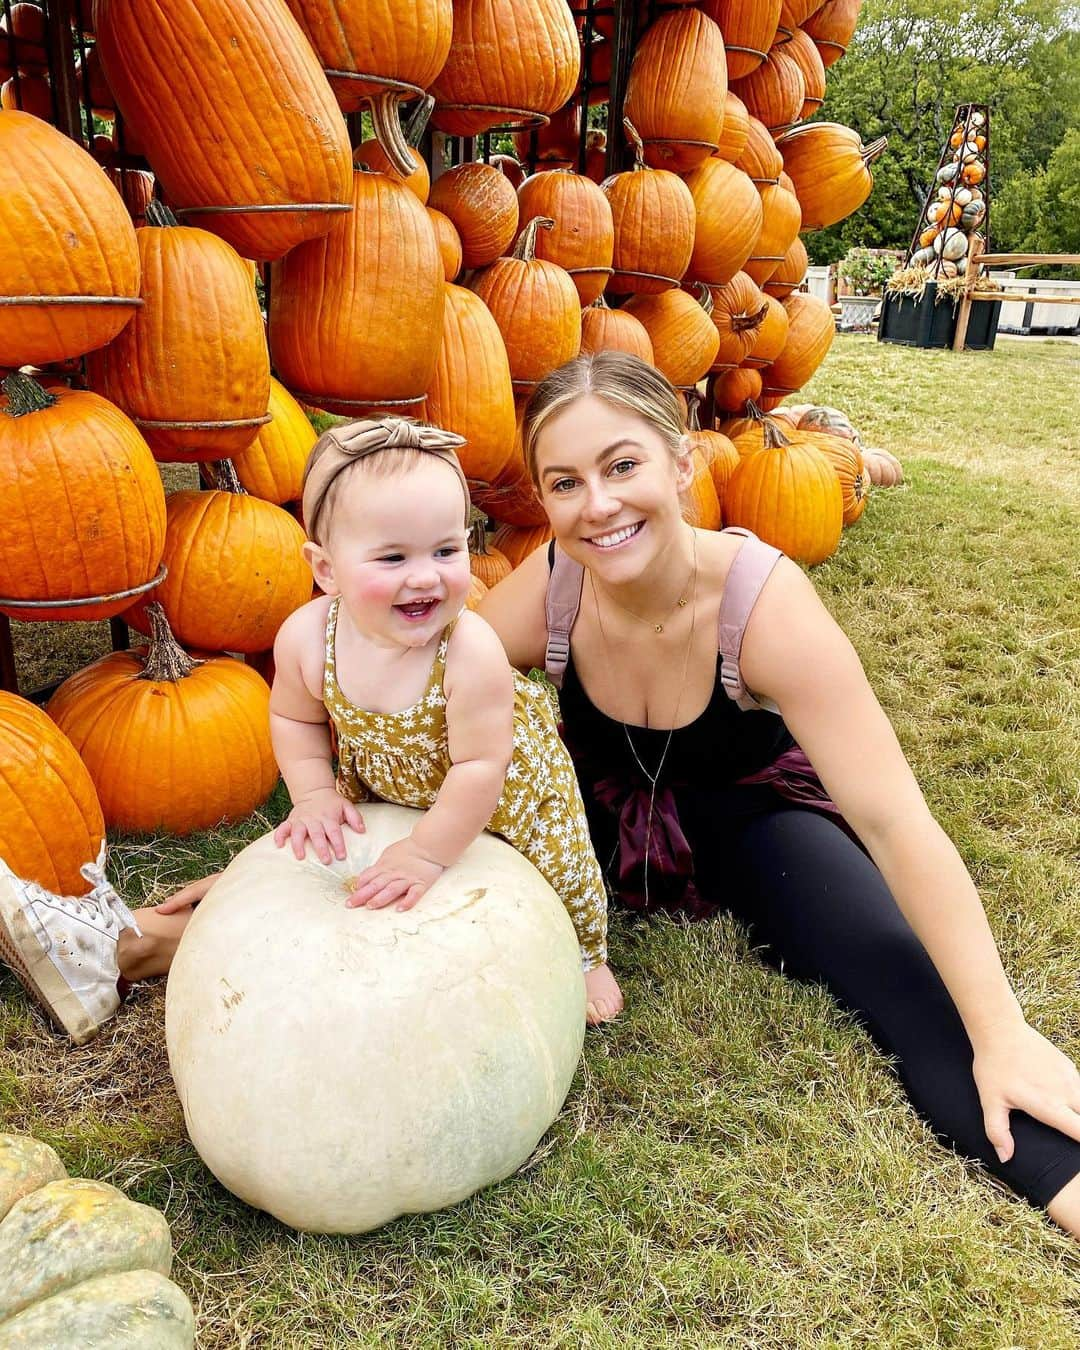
top-left (677, 598), bottom-right (688, 607)
top-left (654, 623), bottom-right (663, 634)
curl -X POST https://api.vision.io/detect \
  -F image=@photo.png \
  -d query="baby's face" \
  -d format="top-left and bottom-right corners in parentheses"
top-left (319, 456), bottom-right (471, 649)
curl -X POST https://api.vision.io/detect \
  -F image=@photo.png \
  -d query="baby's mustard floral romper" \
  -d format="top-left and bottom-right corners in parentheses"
top-left (323, 598), bottom-right (608, 970)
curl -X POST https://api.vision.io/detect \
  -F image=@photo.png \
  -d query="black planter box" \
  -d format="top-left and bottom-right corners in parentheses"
top-left (878, 282), bottom-right (1001, 351)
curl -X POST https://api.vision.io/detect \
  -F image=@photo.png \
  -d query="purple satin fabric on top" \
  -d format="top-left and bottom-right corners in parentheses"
top-left (591, 745), bottom-right (862, 919)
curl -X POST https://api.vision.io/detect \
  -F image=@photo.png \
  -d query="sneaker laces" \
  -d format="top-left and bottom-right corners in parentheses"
top-left (14, 844), bottom-right (142, 948)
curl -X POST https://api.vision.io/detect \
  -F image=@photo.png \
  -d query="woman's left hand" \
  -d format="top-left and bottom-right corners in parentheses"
top-left (345, 839), bottom-right (446, 912)
top-left (972, 1018), bottom-right (1080, 1162)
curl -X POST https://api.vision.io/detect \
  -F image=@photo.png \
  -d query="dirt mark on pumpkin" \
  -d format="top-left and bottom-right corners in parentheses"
top-left (220, 979), bottom-right (244, 1011)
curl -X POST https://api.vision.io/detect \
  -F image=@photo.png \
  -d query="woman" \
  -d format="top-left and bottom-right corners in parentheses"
top-left (22, 352), bottom-right (1079, 1228)
top-left (475, 352), bottom-right (1080, 1230)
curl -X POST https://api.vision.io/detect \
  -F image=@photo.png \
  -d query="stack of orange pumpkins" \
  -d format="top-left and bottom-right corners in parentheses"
top-left (0, 0), bottom-right (890, 881)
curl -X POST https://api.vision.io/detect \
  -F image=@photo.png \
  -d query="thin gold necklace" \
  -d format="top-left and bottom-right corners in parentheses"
top-left (593, 541), bottom-right (696, 634)
top-left (590, 531), bottom-right (698, 907)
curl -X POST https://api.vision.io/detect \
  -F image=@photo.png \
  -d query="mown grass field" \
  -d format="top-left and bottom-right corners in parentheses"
top-left (3, 335), bottom-right (1079, 1347)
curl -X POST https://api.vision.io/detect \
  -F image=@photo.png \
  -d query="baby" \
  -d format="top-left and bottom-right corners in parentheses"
top-left (270, 417), bottom-right (623, 1025)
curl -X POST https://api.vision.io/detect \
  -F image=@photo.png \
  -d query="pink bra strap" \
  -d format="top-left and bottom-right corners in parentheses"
top-left (717, 527), bottom-right (783, 711)
top-left (544, 544), bottom-right (585, 689)
top-left (542, 529), bottom-right (781, 707)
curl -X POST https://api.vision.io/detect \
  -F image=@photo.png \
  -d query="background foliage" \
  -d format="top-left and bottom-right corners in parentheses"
top-left (806, 0), bottom-right (1080, 266)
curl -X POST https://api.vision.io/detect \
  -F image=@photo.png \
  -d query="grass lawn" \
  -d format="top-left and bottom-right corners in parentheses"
top-left (3, 336), bottom-right (1079, 1347)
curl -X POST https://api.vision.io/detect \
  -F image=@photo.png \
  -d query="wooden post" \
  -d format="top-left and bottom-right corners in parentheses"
top-left (951, 234), bottom-right (984, 352)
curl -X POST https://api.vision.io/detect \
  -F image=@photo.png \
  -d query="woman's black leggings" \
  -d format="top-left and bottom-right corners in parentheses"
top-left (672, 787), bottom-right (1080, 1209)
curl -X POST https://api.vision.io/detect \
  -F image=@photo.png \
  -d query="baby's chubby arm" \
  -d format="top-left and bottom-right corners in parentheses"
top-left (347, 611), bottom-right (514, 911)
top-left (270, 600), bottom-right (364, 863)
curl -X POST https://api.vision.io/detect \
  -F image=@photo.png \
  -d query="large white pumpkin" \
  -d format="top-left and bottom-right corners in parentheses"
top-left (165, 804), bottom-right (586, 1234)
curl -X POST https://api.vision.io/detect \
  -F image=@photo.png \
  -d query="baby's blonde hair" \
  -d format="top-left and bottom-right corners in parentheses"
top-left (521, 352), bottom-right (686, 484)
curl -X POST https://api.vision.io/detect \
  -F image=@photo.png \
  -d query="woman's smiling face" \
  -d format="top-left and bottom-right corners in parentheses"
top-left (532, 394), bottom-right (693, 578)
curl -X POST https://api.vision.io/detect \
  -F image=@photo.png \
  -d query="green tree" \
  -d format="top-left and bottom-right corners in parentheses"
top-left (803, 0), bottom-right (1080, 264)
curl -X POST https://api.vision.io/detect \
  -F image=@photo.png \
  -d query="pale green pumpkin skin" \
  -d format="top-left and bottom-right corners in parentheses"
top-left (0, 1179), bottom-right (172, 1323)
top-left (0, 1147), bottom-right (195, 1348)
top-left (167, 803), bottom-right (587, 1234)
top-left (0, 1135), bottom-right (66, 1222)
top-left (0, 1269), bottom-right (195, 1348)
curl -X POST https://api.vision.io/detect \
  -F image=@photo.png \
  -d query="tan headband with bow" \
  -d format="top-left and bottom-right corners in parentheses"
top-left (301, 418), bottom-right (471, 543)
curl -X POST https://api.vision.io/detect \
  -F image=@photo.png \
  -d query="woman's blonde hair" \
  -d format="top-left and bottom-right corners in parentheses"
top-left (521, 352), bottom-right (686, 484)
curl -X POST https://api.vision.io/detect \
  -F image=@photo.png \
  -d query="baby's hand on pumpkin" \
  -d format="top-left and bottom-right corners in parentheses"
top-left (273, 789), bottom-right (365, 865)
top-left (345, 838), bottom-right (446, 912)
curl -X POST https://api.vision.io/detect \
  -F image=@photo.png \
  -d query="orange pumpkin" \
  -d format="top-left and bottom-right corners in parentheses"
top-left (106, 165), bottom-right (156, 229)
top-left (624, 9), bottom-right (727, 172)
top-left (471, 401), bottom-right (550, 527)
top-left (470, 217), bottom-right (582, 393)
top-left (1, 71), bottom-right (51, 118)
top-left (0, 692), bottom-right (104, 897)
top-left (724, 421), bottom-right (843, 564)
top-left (124, 465), bottom-right (310, 654)
top-left (803, 0), bottom-right (864, 67)
top-left (49, 604), bottom-right (278, 836)
top-left (283, 0), bottom-right (451, 176)
top-left (425, 283), bottom-right (517, 486)
top-left (602, 167), bottom-right (696, 294)
top-left (492, 521), bottom-right (554, 569)
top-left (704, 272), bottom-right (768, 371)
top-left (270, 169), bottom-right (444, 417)
top-left (0, 4), bottom-right (48, 71)
top-left (431, 0), bottom-right (580, 136)
top-left (580, 296), bottom-right (655, 364)
top-left (799, 431), bottom-right (868, 525)
top-left (763, 235), bottom-right (808, 298)
top-left (762, 291), bottom-right (835, 396)
top-left (735, 115), bottom-right (784, 187)
top-left (683, 159), bottom-right (764, 288)
top-left (427, 161), bottom-right (520, 269)
top-left (512, 102), bottom-right (582, 172)
top-left (0, 374), bottom-right (165, 621)
top-left (743, 293), bottom-right (790, 369)
top-left (730, 45), bottom-right (805, 137)
top-left (622, 287), bottom-right (720, 389)
top-left (743, 180), bottom-right (802, 286)
top-left (700, 0), bottom-right (782, 79)
top-left (0, 109), bottom-right (140, 367)
top-left (711, 366), bottom-right (763, 414)
top-left (467, 516), bottom-right (513, 588)
top-left (516, 171), bottom-right (615, 306)
top-left (714, 91), bottom-right (751, 163)
top-left (464, 573), bottom-right (488, 611)
top-left (353, 143), bottom-right (430, 201)
top-left (428, 208), bottom-right (464, 282)
top-left (94, 0), bottom-right (352, 260)
top-left (785, 28), bottom-right (827, 117)
top-left (230, 377), bottom-right (317, 507)
top-left (686, 394), bottom-right (741, 517)
top-left (777, 123), bottom-right (888, 230)
top-left (682, 448), bottom-right (722, 530)
top-left (86, 204), bottom-right (270, 463)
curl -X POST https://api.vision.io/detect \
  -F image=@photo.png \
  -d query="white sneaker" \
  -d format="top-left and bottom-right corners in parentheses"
top-left (0, 845), bottom-right (141, 1045)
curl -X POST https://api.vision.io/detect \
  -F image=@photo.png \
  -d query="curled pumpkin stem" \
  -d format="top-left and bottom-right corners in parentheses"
top-left (369, 90), bottom-right (418, 179)
top-left (513, 216), bottom-right (555, 262)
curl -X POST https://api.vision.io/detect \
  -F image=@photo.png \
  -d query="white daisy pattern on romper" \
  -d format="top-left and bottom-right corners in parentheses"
top-left (322, 599), bottom-right (608, 970)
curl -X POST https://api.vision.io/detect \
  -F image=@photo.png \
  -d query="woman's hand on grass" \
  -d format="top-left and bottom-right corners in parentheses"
top-left (345, 838), bottom-right (445, 912)
top-left (272, 789), bottom-right (365, 864)
top-left (972, 1018), bottom-right (1080, 1162)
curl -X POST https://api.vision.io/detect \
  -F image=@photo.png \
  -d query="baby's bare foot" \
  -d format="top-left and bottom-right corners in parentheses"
top-left (585, 963), bottom-right (623, 1027)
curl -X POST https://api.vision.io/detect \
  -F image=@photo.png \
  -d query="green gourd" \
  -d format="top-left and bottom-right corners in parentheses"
top-left (0, 1134), bottom-right (194, 1348)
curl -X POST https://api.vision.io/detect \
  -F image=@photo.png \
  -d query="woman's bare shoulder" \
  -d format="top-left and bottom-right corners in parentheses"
top-left (476, 542), bottom-right (553, 672)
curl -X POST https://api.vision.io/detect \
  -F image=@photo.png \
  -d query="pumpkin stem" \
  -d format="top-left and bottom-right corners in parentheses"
top-left (762, 416), bottom-right (791, 450)
top-left (145, 199), bottom-right (179, 228)
top-left (404, 94), bottom-right (435, 149)
top-left (205, 459), bottom-right (247, 495)
top-left (685, 390), bottom-right (703, 432)
top-left (862, 136), bottom-right (888, 166)
top-left (468, 512), bottom-right (493, 557)
top-left (588, 293), bottom-right (610, 310)
top-left (138, 603), bottom-right (205, 683)
top-left (692, 281), bottom-right (715, 317)
top-left (622, 116), bottom-right (645, 169)
top-left (369, 90), bottom-right (418, 179)
top-left (512, 216), bottom-right (555, 262)
top-left (2, 371), bottom-right (59, 417)
top-left (733, 302), bottom-right (769, 333)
